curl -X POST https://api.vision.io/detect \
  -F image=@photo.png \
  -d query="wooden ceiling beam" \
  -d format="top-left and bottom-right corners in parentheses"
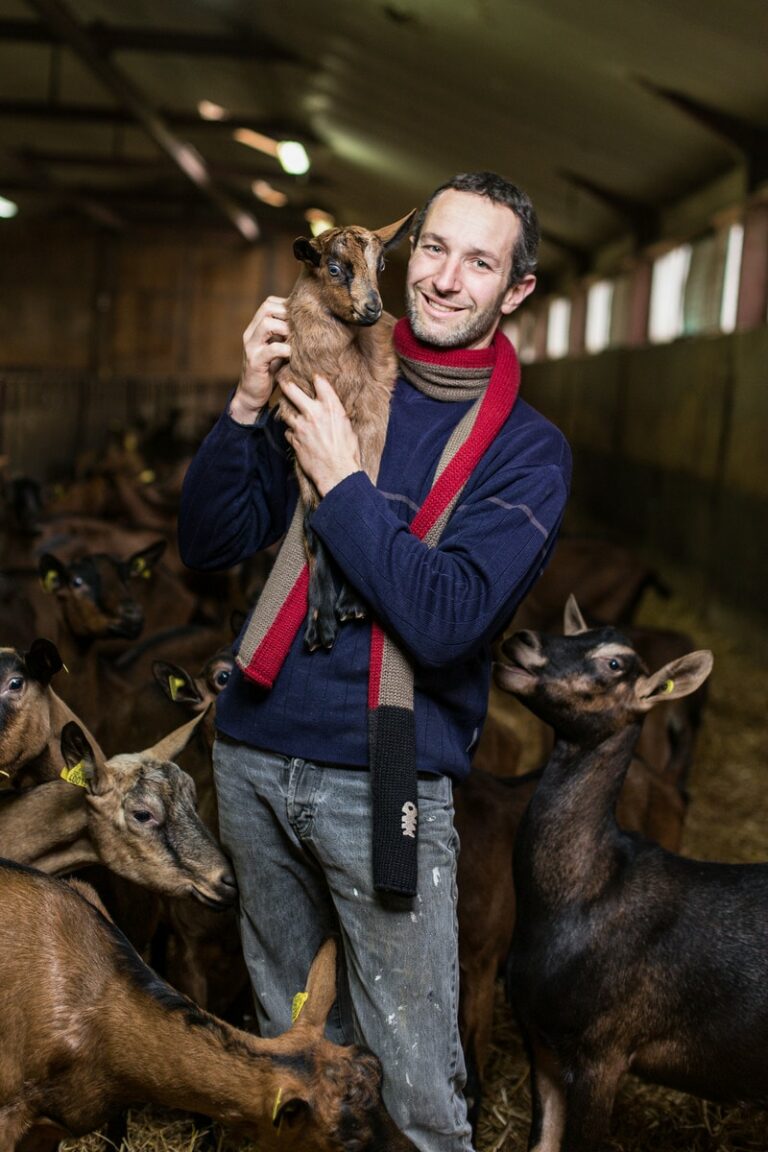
top-left (0, 17), bottom-right (299, 61)
top-left (560, 170), bottom-right (659, 246)
top-left (24, 0), bottom-right (260, 241)
top-left (636, 78), bottom-right (768, 191)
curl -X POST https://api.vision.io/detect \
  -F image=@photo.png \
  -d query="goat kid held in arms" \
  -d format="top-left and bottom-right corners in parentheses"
top-left (178, 172), bottom-right (572, 1152)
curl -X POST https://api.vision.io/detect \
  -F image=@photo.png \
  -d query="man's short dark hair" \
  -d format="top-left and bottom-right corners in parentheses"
top-left (410, 171), bottom-right (539, 287)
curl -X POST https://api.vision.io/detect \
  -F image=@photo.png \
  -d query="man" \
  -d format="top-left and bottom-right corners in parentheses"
top-left (178, 171), bottom-right (571, 1150)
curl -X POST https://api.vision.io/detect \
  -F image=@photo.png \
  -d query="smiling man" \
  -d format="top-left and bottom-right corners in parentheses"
top-left (179, 171), bottom-right (571, 1151)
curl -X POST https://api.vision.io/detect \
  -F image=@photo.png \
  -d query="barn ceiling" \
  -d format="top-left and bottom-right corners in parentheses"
top-left (1, 0), bottom-right (767, 286)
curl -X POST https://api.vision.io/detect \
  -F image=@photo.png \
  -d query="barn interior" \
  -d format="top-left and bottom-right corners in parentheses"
top-left (0, 1), bottom-right (766, 1150)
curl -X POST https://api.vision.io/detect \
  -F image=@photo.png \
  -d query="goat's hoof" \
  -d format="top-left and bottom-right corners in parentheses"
top-left (335, 587), bottom-right (368, 623)
top-left (304, 614), bottom-right (338, 652)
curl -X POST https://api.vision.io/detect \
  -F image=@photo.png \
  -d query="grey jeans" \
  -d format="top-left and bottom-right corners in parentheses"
top-left (213, 737), bottom-right (474, 1152)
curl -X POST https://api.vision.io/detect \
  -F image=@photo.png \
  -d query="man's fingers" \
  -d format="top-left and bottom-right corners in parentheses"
top-left (280, 378), bottom-right (313, 413)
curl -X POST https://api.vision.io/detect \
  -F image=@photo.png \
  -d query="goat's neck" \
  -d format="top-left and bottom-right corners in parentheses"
top-left (0, 780), bottom-right (97, 872)
top-left (103, 988), bottom-right (298, 1128)
top-left (519, 723), bottom-right (641, 905)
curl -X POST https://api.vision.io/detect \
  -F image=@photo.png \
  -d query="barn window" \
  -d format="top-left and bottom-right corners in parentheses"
top-left (720, 222), bottom-right (744, 333)
top-left (648, 244), bottom-right (692, 343)
top-left (546, 297), bottom-right (571, 359)
top-left (585, 280), bottom-right (614, 353)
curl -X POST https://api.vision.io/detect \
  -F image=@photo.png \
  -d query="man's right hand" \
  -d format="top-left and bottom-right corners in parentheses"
top-left (228, 296), bottom-right (291, 425)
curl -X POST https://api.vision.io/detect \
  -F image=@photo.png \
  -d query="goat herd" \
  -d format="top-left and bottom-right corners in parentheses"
top-left (0, 419), bottom-right (765, 1152)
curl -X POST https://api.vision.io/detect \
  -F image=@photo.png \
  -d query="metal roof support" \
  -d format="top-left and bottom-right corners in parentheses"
top-left (25, 0), bottom-right (259, 241)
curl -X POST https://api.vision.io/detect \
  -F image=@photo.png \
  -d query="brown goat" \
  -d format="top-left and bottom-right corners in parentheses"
top-left (275, 212), bottom-right (415, 651)
top-left (0, 640), bottom-right (101, 787)
top-left (0, 713), bottom-right (235, 908)
top-left (0, 865), bottom-right (415, 1152)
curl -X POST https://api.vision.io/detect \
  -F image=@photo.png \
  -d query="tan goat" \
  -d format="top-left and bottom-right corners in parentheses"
top-left (276, 212), bottom-right (415, 650)
top-left (0, 864), bottom-right (415, 1152)
top-left (0, 712), bottom-right (235, 907)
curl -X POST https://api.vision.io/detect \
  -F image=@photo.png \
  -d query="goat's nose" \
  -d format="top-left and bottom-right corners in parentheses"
top-left (503, 630), bottom-right (538, 658)
top-left (364, 296), bottom-right (382, 319)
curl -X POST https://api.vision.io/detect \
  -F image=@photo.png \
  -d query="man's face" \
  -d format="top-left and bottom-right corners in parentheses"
top-left (406, 189), bottom-right (536, 349)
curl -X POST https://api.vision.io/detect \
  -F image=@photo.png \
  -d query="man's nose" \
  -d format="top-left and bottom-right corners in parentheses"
top-left (431, 255), bottom-right (461, 293)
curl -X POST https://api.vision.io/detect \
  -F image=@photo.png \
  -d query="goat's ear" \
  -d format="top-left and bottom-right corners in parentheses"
top-left (126, 538), bottom-right (166, 580)
top-left (273, 1094), bottom-right (310, 1130)
top-left (563, 594), bottom-right (589, 636)
top-left (293, 236), bottom-right (322, 267)
top-left (142, 710), bottom-right (208, 763)
top-left (153, 660), bottom-right (203, 708)
top-left (635, 650), bottom-right (713, 712)
top-left (292, 938), bottom-right (337, 1031)
top-left (39, 553), bottom-right (68, 594)
top-left (24, 638), bottom-right (64, 684)
top-left (376, 209), bottom-right (417, 251)
top-left (60, 721), bottom-right (97, 789)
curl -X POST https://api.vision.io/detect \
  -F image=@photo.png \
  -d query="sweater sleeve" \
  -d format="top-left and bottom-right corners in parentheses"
top-left (178, 405), bottom-right (295, 571)
top-left (310, 427), bottom-right (571, 668)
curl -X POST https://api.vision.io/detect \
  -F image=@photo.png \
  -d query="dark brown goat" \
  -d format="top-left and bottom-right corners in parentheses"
top-left (492, 598), bottom-right (768, 1152)
top-left (275, 212), bottom-right (414, 651)
top-left (0, 865), bottom-right (415, 1152)
top-left (455, 744), bottom-right (687, 1132)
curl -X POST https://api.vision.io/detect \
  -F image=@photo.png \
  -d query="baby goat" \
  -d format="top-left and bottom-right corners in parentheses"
top-left (0, 863), bottom-right (415, 1152)
top-left (493, 598), bottom-right (768, 1150)
top-left (276, 212), bottom-right (414, 651)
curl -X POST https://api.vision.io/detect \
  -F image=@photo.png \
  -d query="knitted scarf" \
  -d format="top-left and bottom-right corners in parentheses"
top-left (235, 316), bottom-right (520, 897)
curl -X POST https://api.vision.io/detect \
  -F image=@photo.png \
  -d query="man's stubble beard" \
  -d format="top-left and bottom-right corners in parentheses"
top-left (405, 284), bottom-right (509, 349)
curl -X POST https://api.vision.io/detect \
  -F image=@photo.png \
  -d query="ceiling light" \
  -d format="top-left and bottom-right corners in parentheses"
top-left (198, 100), bottom-right (228, 121)
top-left (252, 180), bottom-right (288, 208)
top-left (304, 208), bottom-right (334, 236)
top-left (275, 141), bottom-right (310, 176)
top-left (0, 195), bottom-right (18, 219)
top-left (234, 129), bottom-right (310, 175)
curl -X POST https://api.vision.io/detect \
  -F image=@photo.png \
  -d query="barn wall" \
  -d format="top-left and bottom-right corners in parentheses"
top-left (521, 326), bottom-right (768, 621)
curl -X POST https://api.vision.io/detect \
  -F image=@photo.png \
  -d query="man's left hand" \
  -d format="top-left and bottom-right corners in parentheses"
top-left (280, 375), bottom-right (362, 498)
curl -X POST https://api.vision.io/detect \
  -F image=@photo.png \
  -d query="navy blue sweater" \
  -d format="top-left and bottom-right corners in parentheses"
top-left (178, 374), bottom-right (571, 780)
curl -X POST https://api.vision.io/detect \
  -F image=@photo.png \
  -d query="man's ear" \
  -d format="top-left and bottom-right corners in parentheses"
top-left (501, 274), bottom-right (536, 315)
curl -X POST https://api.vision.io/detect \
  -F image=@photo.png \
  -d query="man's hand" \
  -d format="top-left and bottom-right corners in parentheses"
top-left (229, 296), bottom-right (290, 425)
top-left (280, 375), bottom-right (362, 498)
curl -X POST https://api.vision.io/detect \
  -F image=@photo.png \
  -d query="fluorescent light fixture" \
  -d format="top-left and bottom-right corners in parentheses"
top-left (304, 207), bottom-right (334, 236)
top-left (252, 180), bottom-right (288, 208)
top-left (275, 140), bottom-right (310, 175)
top-left (234, 129), bottom-right (310, 175)
top-left (0, 195), bottom-right (19, 219)
top-left (198, 100), bottom-right (228, 121)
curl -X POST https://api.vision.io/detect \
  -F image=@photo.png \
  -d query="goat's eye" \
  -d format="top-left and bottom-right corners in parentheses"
top-left (327, 262), bottom-right (341, 278)
top-left (7, 676), bottom-right (24, 692)
top-left (608, 658), bottom-right (621, 671)
top-left (132, 809), bottom-right (156, 824)
top-left (70, 575), bottom-right (84, 589)
top-left (378, 257), bottom-right (386, 272)
top-left (214, 669), bottom-right (231, 689)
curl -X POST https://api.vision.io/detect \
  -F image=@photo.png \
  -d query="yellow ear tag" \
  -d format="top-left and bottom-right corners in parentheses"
top-left (168, 675), bottom-right (187, 702)
top-left (131, 557), bottom-right (152, 580)
top-left (139, 469), bottom-right (156, 484)
top-left (60, 760), bottom-right (88, 789)
top-left (0, 769), bottom-right (10, 779)
top-left (40, 570), bottom-right (58, 594)
top-left (272, 1085), bottom-right (283, 1128)
top-left (291, 990), bottom-right (309, 1023)
top-left (663, 679), bottom-right (675, 694)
